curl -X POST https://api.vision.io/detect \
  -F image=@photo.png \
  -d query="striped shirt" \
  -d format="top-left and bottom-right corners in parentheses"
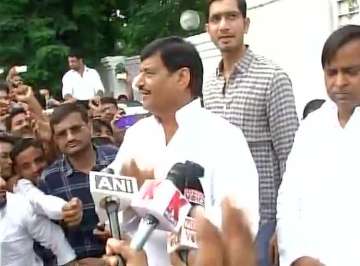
top-left (203, 48), bottom-right (299, 224)
top-left (38, 145), bottom-right (118, 259)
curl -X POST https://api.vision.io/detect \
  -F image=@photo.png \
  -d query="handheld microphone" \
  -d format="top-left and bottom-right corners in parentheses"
top-left (166, 161), bottom-right (205, 264)
top-left (130, 164), bottom-right (192, 251)
top-left (89, 171), bottom-right (139, 266)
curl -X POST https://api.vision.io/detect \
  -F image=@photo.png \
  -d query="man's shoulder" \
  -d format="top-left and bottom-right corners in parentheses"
top-left (250, 51), bottom-right (286, 74)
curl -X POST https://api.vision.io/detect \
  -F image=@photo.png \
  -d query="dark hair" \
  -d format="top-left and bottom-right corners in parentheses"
top-left (302, 99), bottom-right (326, 119)
top-left (92, 119), bottom-right (113, 135)
top-left (50, 103), bottom-right (88, 129)
top-left (100, 97), bottom-right (118, 108)
top-left (117, 94), bottom-right (129, 102)
top-left (68, 49), bottom-right (84, 59)
top-left (6, 107), bottom-right (27, 131)
top-left (10, 138), bottom-right (44, 164)
top-left (206, 0), bottom-right (247, 20)
top-left (0, 81), bottom-right (9, 94)
top-left (140, 36), bottom-right (203, 98)
top-left (321, 24), bottom-right (360, 68)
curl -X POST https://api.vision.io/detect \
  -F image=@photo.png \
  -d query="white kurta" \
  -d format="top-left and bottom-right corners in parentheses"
top-left (277, 101), bottom-right (360, 266)
top-left (108, 99), bottom-right (259, 266)
top-left (0, 193), bottom-right (75, 266)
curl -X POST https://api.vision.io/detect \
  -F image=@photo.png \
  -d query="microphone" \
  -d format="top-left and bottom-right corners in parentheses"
top-left (89, 171), bottom-right (139, 265)
top-left (130, 164), bottom-right (192, 251)
top-left (166, 161), bottom-right (205, 263)
top-left (90, 170), bottom-right (138, 223)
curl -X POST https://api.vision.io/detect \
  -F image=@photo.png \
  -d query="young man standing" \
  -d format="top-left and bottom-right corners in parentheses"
top-left (39, 103), bottom-right (118, 263)
top-left (204, 1), bottom-right (299, 264)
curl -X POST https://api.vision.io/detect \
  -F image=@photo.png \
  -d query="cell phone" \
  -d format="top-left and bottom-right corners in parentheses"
top-left (15, 65), bottom-right (27, 73)
top-left (114, 113), bottom-right (149, 129)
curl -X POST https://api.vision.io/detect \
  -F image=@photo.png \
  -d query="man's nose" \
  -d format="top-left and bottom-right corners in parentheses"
top-left (219, 17), bottom-right (230, 31)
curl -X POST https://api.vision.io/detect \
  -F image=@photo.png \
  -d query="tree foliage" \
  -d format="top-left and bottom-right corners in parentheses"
top-left (0, 0), bottom-right (123, 97)
top-left (0, 0), bottom-right (206, 96)
top-left (118, 0), bottom-right (206, 56)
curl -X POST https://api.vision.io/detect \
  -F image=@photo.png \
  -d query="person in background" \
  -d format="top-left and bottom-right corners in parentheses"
top-left (99, 97), bottom-right (119, 123)
top-left (0, 148), bottom-right (77, 266)
top-left (91, 119), bottom-right (116, 146)
top-left (203, 1), bottom-right (299, 264)
top-left (39, 103), bottom-right (117, 263)
top-left (277, 24), bottom-right (360, 266)
top-left (62, 49), bottom-right (105, 107)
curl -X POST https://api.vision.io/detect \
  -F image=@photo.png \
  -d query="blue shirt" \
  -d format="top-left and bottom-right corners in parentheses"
top-left (39, 145), bottom-right (118, 259)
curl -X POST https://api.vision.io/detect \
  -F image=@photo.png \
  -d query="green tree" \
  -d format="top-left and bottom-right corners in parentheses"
top-left (0, 0), bottom-right (123, 97)
top-left (117, 0), bottom-right (206, 56)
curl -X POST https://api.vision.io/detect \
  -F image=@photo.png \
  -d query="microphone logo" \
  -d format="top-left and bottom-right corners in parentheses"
top-left (95, 174), bottom-right (135, 194)
top-left (164, 190), bottom-right (188, 226)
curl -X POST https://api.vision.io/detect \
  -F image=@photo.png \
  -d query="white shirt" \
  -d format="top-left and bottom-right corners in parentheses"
top-left (0, 193), bottom-right (76, 266)
top-left (62, 66), bottom-right (105, 100)
top-left (277, 101), bottom-right (360, 266)
top-left (13, 179), bottom-right (67, 220)
top-left (108, 99), bottom-right (259, 266)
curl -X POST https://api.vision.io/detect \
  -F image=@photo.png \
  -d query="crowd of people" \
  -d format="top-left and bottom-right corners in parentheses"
top-left (1, 0), bottom-right (360, 265)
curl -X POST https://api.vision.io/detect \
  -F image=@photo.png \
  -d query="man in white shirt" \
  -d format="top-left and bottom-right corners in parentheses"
top-left (0, 177), bottom-right (76, 266)
top-left (62, 50), bottom-right (105, 103)
top-left (107, 36), bottom-right (259, 266)
top-left (277, 24), bottom-right (360, 266)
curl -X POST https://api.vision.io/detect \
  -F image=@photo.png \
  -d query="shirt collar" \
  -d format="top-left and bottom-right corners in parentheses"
top-left (60, 145), bottom-right (109, 177)
top-left (175, 98), bottom-right (202, 127)
top-left (216, 46), bottom-right (255, 77)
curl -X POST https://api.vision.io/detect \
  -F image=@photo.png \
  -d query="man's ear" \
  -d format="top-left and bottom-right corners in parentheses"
top-left (205, 23), bottom-right (209, 33)
top-left (244, 17), bottom-right (250, 34)
top-left (176, 67), bottom-right (191, 92)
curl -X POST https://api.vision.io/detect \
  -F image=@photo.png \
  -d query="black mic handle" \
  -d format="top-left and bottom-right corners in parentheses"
top-left (102, 197), bottom-right (126, 266)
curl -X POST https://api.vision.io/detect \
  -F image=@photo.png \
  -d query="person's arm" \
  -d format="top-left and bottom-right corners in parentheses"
top-left (93, 70), bottom-right (105, 97)
top-left (14, 179), bottom-right (67, 220)
top-left (24, 200), bottom-right (77, 265)
top-left (267, 71), bottom-right (299, 184)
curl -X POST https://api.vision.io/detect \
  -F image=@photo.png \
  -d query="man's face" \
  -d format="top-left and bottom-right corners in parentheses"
top-left (68, 56), bottom-right (83, 71)
top-left (93, 125), bottom-right (115, 144)
top-left (0, 142), bottom-right (13, 180)
top-left (325, 39), bottom-right (360, 111)
top-left (11, 112), bottom-right (33, 138)
top-left (14, 146), bottom-right (47, 184)
top-left (101, 103), bottom-right (118, 122)
top-left (136, 53), bottom-right (179, 115)
top-left (53, 112), bottom-right (92, 156)
top-left (206, 0), bottom-right (249, 53)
